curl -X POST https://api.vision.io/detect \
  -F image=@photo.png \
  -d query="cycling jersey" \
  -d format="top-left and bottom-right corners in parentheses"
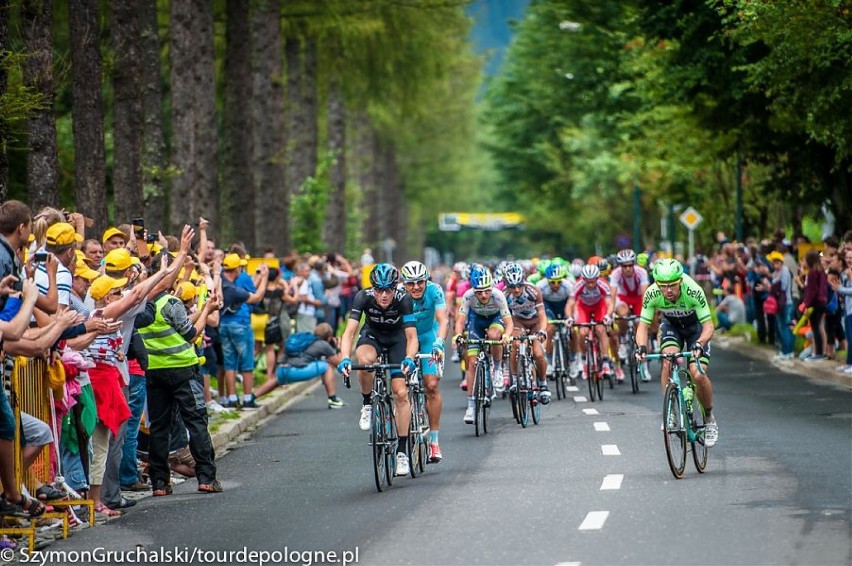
top-left (609, 266), bottom-right (649, 297)
top-left (639, 274), bottom-right (712, 330)
top-left (409, 281), bottom-right (446, 336)
top-left (537, 279), bottom-right (571, 319)
top-left (571, 279), bottom-right (610, 307)
top-left (458, 288), bottom-right (510, 319)
top-left (349, 288), bottom-right (416, 334)
top-left (506, 283), bottom-right (544, 321)
top-left (455, 280), bottom-right (471, 303)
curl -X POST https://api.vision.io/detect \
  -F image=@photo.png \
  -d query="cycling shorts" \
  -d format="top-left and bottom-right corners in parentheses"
top-left (576, 301), bottom-right (608, 325)
top-left (466, 312), bottom-right (505, 355)
top-left (417, 331), bottom-right (443, 377)
top-left (356, 329), bottom-right (407, 377)
top-left (616, 295), bottom-right (642, 317)
top-left (659, 319), bottom-right (711, 366)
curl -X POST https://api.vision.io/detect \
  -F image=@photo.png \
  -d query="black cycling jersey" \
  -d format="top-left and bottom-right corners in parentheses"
top-left (349, 288), bottom-right (416, 334)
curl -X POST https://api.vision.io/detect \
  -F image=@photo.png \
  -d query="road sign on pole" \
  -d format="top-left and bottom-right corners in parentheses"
top-left (679, 207), bottom-right (702, 261)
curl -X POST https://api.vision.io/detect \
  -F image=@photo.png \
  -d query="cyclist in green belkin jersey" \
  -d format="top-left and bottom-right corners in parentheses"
top-left (635, 259), bottom-right (719, 447)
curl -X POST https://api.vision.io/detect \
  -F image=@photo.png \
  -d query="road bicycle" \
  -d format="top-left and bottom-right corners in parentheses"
top-left (573, 318), bottom-right (611, 402)
top-left (460, 337), bottom-right (504, 437)
top-left (615, 314), bottom-right (640, 394)
top-left (643, 351), bottom-right (708, 479)
top-left (408, 353), bottom-right (439, 476)
top-left (509, 332), bottom-right (542, 427)
top-left (346, 351), bottom-right (399, 492)
top-left (548, 319), bottom-right (574, 400)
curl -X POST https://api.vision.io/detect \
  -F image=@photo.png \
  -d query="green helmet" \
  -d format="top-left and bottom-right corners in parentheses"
top-left (652, 258), bottom-right (684, 283)
top-left (636, 252), bottom-right (649, 267)
top-left (538, 259), bottom-right (552, 276)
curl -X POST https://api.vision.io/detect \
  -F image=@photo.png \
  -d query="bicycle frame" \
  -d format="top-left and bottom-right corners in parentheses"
top-left (614, 314), bottom-right (640, 393)
top-left (548, 319), bottom-right (573, 398)
top-left (462, 338), bottom-right (503, 437)
top-left (510, 333), bottom-right (542, 426)
top-left (574, 318), bottom-right (607, 401)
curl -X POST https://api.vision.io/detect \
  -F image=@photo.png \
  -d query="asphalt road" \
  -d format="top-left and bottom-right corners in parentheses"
top-left (47, 347), bottom-right (851, 566)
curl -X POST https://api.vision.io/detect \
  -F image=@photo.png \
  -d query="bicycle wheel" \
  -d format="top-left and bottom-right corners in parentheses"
top-left (474, 362), bottom-right (485, 437)
top-left (627, 342), bottom-right (639, 394)
top-left (595, 346), bottom-right (605, 401)
top-left (371, 402), bottom-right (387, 492)
top-left (691, 392), bottom-right (709, 473)
top-left (417, 390), bottom-right (429, 473)
top-left (482, 364), bottom-right (491, 435)
top-left (509, 372), bottom-right (521, 424)
top-left (663, 382), bottom-right (687, 479)
top-left (585, 341), bottom-right (596, 402)
top-left (527, 354), bottom-right (541, 425)
top-left (408, 392), bottom-right (420, 479)
top-left (385, 399), bottom-right (397, 486)
top-left (553, 339), bottom-right (563, 400)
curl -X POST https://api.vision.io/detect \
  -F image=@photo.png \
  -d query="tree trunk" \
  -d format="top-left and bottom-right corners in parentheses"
top-left (170, 0), bottom-right (217, 235)
top-left (251, 0), bottom-right (288, 255)
top-left (22, 0), bottom-right (60, 212)
top-left (285, 36), bottom-right (302, 196)
top-left (222, 0), bottom-right (254, 250)
top-left (286, 35), bottom-right (318, 197)
top-left (382, 142), bottom-right (402, 262)
top-left (140, 0), bottom-right (167, 231)
top-left (0, 0), bottom-right (9, 202)
top-left (363, 124), bottom-right (381, 249)
top-left (323, 71), bottom-right (345, 253)
top-left (301, 36), bottom-right (318, 188)
top-left (112, 0), bottom-right (143, 223)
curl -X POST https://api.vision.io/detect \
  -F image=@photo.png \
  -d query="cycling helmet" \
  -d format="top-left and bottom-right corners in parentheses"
top-left (616, 249), bottom-right (637, 265)
top-left (370, 263), bottom-right (399, 289)
top-left (545, 263), bottom-right (567, 281)
top-left (538, 259), bottom-right (551, 276)
top-left (452, 261), bottom-right (466, 273)
top-left (637, 252), bottom-right (650, 267)
top-left (459, 263), bottom-right (471, 280)
top-left (581, 264), bottom-right (600, 280)
top-left (568, 262), bottom-right (583, 279)
top-left (587, 256), bottom-right (602, 265)
top-left (652, 258), bottom-right (684, 283)
top-left (401, 260), bottom-right (429, 282)
top-left (503, 262), bottom-right (525, 286)
top-left (597, 258), bottom-right (611, 274)
top-left (470, 267), bottom-right (494, 290)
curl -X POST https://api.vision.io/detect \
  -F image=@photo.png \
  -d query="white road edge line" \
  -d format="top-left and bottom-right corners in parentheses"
top-left (601, 444), bottom-right (620, 456)
top-left (578, 511), bottom-right (609, 530)
top-left (600, 474), bottom-right (623, 490)
top-left (582, 408), bottom-right (599, 415)
top-left (593, 421), bottom-right (610, 432)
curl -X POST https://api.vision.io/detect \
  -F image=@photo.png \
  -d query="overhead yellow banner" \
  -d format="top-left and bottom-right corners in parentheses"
top-left (439, 212), bottom-right (524, 231)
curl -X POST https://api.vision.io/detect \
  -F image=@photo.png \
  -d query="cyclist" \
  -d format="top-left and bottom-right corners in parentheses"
top-left (537, 262), bottom-right (577, 378)
top-left (634, 259), bottom-right (718, 447)
top-left (338, 263), bottom-right (419, 476)
top-left (565, 264), bottom-right (615, 380)
top-left (610, 249), bottom-right (650, 381)
top-left (454, 267), bottom-right (513, 424)
top-left (450, 263), bottom-right (472, 365)
top-left (504, 262), bottom-right (550, 403)
top-left (400, 261), bottom-right (448, 463)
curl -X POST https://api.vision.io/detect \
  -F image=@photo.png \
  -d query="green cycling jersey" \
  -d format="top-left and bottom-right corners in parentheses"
top-left (640, 274), bottom-right (712, 328)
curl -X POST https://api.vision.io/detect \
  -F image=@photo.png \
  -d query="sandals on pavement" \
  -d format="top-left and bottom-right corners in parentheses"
top-left (197, 480), bottom-right (223, 493)
top-left (94, 503), bottom-right (121, 518)
top-left (36, 484), bottom-right (67, 501)
top-left (2, 494), bottom-right (46, 518)
top-left (152, 484), bottom-right (173, 497)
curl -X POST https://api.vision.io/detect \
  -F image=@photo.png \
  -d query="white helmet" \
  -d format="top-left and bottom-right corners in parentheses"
top-left (401, 261), bottom-right (429, 283)
top-left (503, 262), bottom-right (525, 286)
top-left (616, 249), bottom-right (636, 265)
top-left (581, 264), bottom-right (600, 280)
top-left (568, 263), bottom-right (583, 279)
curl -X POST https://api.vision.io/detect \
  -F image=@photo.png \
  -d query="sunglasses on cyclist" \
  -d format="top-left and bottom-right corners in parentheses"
top-left (403, 280), bottom-right (426, 287)
top-left (474, 289), bottom-right (491, 295)
top-left (507, 283), bottom-right (523, 289)
top-left (658, 279), bottom-right (682, 289)
top-left (374, 287), bottom-right (395, 295)
top-left (547, 279), bottom-right (563, 285)
top-left (621, 263), bottom-right (635, 268)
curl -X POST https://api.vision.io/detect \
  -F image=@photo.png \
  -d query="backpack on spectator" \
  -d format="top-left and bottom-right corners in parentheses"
top-left (285, 332), bottom-right (318, 356)
top-left (763, 294), bottom-right (778, 315)
top-left (825, 286), bottom-right (839, 315)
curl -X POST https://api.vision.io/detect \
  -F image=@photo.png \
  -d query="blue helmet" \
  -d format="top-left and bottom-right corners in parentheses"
top-left (470, 267), bottom-right (494, 290)
top-left (370, 263), bottom-right (399, 289)
top-left (545, 263), bottom-right (567, 281)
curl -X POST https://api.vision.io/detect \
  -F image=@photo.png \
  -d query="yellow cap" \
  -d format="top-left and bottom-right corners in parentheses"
top-left (46, 223), bottom-right (83, 247)
top-left (90, 275), bottom-right (128, 301)
top-left (74, 259), bottom-right (100, 281)
top-left (174, 281), bottom-right (197, 302)
top-left (102, 227), bottom-right (127, 244)
top-left (766, 251), bottom-right (784, 263)
top-left (223, 253), bottom-right (247, 271)
top-left (104, 248), bottom-right (141, 271)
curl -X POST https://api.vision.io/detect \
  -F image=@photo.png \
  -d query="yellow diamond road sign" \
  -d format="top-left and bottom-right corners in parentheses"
top-left (679, 207), bottom-right (703, 230)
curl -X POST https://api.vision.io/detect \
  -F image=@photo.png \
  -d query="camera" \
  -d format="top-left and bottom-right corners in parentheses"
top-left (132, 217), bottom-right (145, 238)
top-left (11, 279), bottom-right (23, 293)
top-left (33, 251), bottom-right (48, 263)
top-left (146, 233), bottom-right (157, 244)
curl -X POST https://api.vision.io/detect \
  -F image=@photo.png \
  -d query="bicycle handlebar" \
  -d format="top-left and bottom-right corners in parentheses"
top-left (572, 321), bottom-right (606, 328)
top-left (547, 319), bottom-right (571, 325)
top-left (644, 351), bottom-right (706, 376)
top-left (460, 338), bottom-right (505, 346)
top-left (613, 314), bottom-right (639, 321)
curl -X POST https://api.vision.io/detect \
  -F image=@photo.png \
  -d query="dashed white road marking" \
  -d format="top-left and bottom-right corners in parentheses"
top-left (555, 562), bottom-right (581, 566)
top-left (567, 385), bottom-right (580, 392)
top-left (601, 444), bottom-right (620, 456)
top-left (600, 474), bottom-right (623, 490)
top-left (578, 511), bottom-right (609, 530)
top-left (573, 396), bottom-right (588, 403)
top-left (582, 408), bottom-right (599, 415)
top-left (593, 421), bottom-right (610, 432)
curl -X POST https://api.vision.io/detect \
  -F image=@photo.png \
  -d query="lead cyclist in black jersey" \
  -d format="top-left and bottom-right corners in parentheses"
top-left (338, 263), bottom-right (420, 475)
top-left (635, 259), bottom-right (719, 447)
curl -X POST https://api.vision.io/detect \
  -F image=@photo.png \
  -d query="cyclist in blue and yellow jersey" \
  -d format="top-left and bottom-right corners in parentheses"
top-left (537, 262), bottom-right (579, 378)
top-left (454, 267), bottom-right (513, 424)
top-left (504, 262), bottom-right (550, 404)
top-left (635, 259), bottom-right (718, 447)
top-left (400, 260), bottom-right (448, 463)
top-left (338, 263), bottom-right (419, 476)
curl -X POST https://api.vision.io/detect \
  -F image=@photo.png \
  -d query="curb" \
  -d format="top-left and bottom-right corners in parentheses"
top-left (210, 378), bottom-right (320, 452)
top-left (714, 337), bottom-right (852, 390)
